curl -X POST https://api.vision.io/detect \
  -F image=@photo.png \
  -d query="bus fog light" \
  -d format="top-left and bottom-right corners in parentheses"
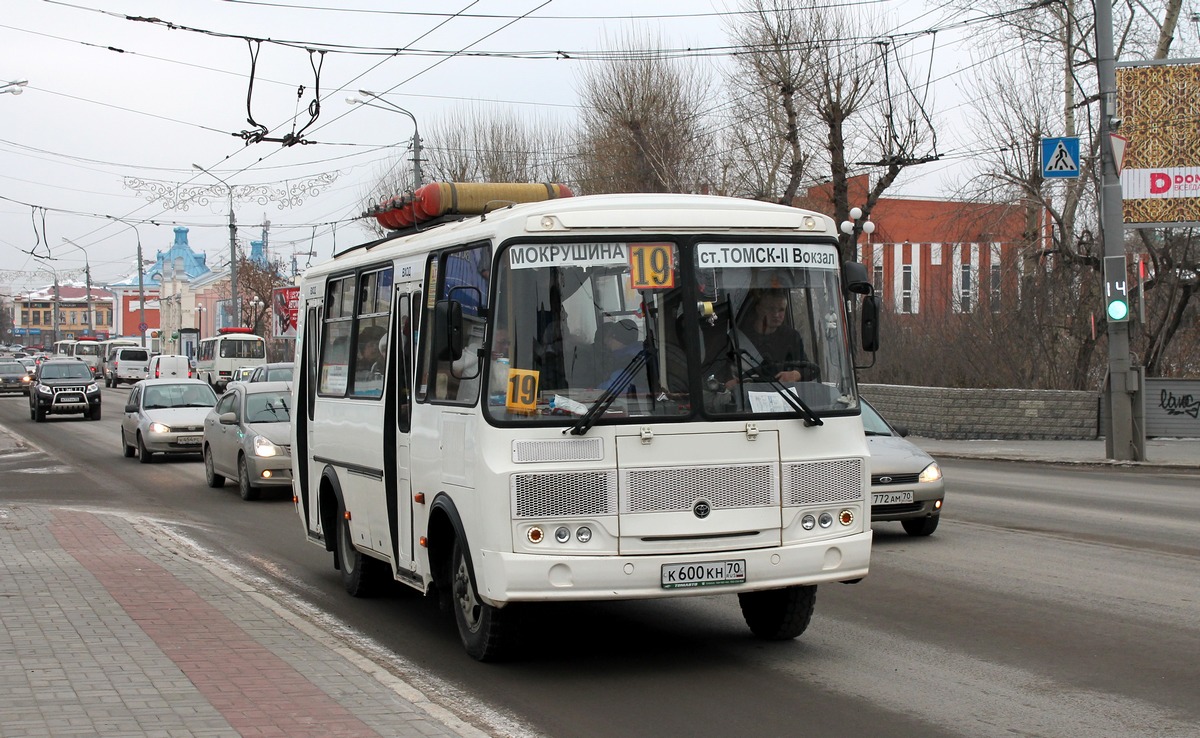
top-left (527, 526), bottom-right (544, 544)
top-left (554, 526), bottom-right (570, 544)
top-left (818, 513), bottom-right (833, 528)
top-left (801, 515), bottom-right (816, 530)
top-left (576, 526), bottom-right (592, 543)
top-left (839, 509), bottom-right (854, 526)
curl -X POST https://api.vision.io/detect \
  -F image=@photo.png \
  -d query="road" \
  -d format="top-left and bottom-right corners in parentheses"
top-left (2, 385), bottom-right (1198, 738)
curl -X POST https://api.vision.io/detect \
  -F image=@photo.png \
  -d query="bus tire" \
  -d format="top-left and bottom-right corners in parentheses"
top-left (336, 500), bottom-right (380, 597)
top-left (738, 585), bottom-right (817, 640)
top-left (204, 445), bottom-right (225, 487)
top-left (451, 538), bottom-right (513, 661)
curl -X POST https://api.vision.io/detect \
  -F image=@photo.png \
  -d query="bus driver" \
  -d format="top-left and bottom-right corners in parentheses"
top-left (729, 289), bottom-right (811, 385)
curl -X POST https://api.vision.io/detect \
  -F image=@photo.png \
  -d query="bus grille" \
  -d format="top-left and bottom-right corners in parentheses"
top-left (511, 438), bottom-right (604, 463)
top-left (512, 471), bottom-right (616, 518)
top-left (783, 459), bottom-right (864, 505)
top-left (621, 464), bottom-right (777, 513)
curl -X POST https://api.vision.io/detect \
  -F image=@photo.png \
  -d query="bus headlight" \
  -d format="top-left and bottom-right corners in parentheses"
top-left (818, 512), bottom-right (833, 528)
top-left (576, 526), bottom-right (592, 543)
top-left (801, 515), bottom-right (816, 530)
top-left (253, 435), bottom-right (279, 457)
top-left (554, 526), bottom-right (571, 544)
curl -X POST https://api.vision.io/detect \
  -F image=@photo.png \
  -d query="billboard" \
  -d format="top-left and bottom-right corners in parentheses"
top-left (1117, 60), bottom-right (1200, 226)
top-left (273, 286), bottom-right (299, 339)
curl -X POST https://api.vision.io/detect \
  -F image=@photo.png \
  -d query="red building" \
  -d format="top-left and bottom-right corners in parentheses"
top-left (798, 176), bottom-right (1045, 318)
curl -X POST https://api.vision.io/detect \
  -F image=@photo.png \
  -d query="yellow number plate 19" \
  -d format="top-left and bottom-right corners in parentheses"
top-left (505, 368), bottom-right (540, 414)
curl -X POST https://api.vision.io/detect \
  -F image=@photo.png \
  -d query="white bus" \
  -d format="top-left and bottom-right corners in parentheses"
top-left (196, 327), bottom-right (267, 390)
top-left (292, 183), bottom-right (881, 660)
top-left (52, 339), bottom-right (76, 357)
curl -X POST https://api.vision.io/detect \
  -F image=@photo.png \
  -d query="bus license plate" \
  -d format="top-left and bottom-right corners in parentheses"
top-left (661, 560), bottom-right (746, 589)
top-left (177, 436), bottom-right (202, 445)
top-left (872, 491), bottom-right (914, 505)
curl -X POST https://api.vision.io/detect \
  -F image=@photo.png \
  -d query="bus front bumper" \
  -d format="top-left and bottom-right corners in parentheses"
top-left (475, 530), bottom-right (872, 605)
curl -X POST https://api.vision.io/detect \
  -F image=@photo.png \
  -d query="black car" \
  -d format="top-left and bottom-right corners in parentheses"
top-left (29, 358), bottom-right (102, 422)
top-left (0, 359), bottom-right (28, 395)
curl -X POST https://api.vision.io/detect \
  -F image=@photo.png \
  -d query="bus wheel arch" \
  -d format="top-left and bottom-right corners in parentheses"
top-left (429, 493), bottom-right (514, 661)
top-left (318, 468), bottom-right (342, 556)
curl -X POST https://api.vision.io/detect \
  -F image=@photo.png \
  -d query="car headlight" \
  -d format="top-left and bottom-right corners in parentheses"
top-left (252, 434), bottom-right (279, 457)
top-left (86, 383), bottom-right (100, 393)
top-left (919, 462), bottom-right (942, 483)
top-left (37, 384), bottom-right (52, 395)
top-left (21, 375), bottom-right (31, 384)
top-left (148, 421), bottom-right (171, 434)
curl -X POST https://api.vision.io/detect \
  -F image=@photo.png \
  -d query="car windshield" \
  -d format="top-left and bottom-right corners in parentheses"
top-left (40, 363), bottom-right (92, 380)
top-left (0, 361), bottom-right (23, 372)
top-left (244, 391), bottom-right (291, 423)
top-left (143, 384), bottom-right (217, 409)
top-left (480, 239), bottom-right (858, 428)
top-left (860, 401), bottom-right (895, 436)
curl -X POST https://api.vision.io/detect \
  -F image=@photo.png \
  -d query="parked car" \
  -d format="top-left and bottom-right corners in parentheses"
top-left (147, 354), bottom-right (193, 380)
top-left (0, 359), bottom-right (28, 395)
top-left (246, 362), bottom-right (294, 383)
top-left (203, 381), bottom-right (293, 500)
top-left (106, 346), bottom-right (153, 387)
top-left (864, 398), bottom-right (945, 536)
top-left (120, 379), bottom-right (218, 463)
top-left (28, 358), bottom-right (102, 422)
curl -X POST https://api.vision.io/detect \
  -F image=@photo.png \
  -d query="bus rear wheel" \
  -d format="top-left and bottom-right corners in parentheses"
top-left (738, 585), bottom-right (817, 640)
top-left (451, 538), bottom-right (513, 661)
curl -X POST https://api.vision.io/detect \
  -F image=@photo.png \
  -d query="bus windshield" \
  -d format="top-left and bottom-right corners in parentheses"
top-left (74, 342), bottom-right (102, 357)
top-left (484, 240), bottom-right (857, 426)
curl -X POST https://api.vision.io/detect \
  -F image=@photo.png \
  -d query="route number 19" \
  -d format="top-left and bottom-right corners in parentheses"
top-left (629, 243), bottom-right (675, 290)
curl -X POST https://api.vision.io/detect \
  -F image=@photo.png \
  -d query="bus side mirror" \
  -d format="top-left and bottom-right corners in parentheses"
top-left (842, 261), bottom-right (872, 295)
top-left (860, 295), bottom-right (880, 352)
top-left (434, 299), bottom-right (464, 361)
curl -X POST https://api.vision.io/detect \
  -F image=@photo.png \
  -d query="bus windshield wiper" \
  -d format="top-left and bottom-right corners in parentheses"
top-left (566, 349), bottom-right (648, 436)
top-left (733, 350), bottom-right (823, 427)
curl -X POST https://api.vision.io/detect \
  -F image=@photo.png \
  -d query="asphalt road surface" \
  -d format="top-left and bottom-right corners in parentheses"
top-left (2, 386), bottom-right (1198, 738)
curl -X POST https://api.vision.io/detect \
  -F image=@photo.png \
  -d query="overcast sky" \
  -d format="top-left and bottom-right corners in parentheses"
top-left (1, 0), bottom-right (997, 294)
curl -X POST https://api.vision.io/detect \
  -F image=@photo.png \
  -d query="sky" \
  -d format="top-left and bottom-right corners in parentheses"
top-left (0, 0), bottom-right (1038, 295)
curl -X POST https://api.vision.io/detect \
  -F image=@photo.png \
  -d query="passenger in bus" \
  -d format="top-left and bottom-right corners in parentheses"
top-left (728, 289), bottom-right (812, 385)
top-left (595, 319), bottom-right (643, 391)
top-left (356, 325), bottom-right (386, 380)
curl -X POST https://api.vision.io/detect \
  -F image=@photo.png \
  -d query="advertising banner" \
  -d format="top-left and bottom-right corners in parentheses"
top-left (273, 286), bottom-right (299, 339)
top-left (1117, 60), bottom-right (1200, 226)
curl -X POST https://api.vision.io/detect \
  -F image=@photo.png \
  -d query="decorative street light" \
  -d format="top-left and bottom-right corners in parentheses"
top-left (195, 305), bottom-right (207, 340)
top-left (1, 80), bottom-right (28, 96)
top-left (346, 91), bottom-right (423, 186)
top-left (248, 296), bottom-right (263, 335)
top-left (192, 163), bottom-right (239, 327)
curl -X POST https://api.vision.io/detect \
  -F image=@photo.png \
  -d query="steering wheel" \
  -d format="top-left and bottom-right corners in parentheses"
top-left (740, 361), bottom-right (820, 382)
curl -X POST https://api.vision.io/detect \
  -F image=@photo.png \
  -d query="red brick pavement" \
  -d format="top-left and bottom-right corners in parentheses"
top-left (50, 509), bottom-right (383, 738)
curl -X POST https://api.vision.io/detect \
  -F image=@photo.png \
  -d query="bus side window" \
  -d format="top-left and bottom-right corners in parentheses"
top-left (349, 266), bottom-right (393, 399)
top-left (318, 275), bottom-right (354, 395)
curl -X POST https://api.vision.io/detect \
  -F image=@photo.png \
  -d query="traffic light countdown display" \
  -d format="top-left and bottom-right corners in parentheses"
top-left (1104, 255), bottom-right (1130, 322)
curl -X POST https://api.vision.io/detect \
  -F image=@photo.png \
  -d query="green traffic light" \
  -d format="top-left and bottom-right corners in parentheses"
top-left (1107, 299), bottom-right (1129, 321)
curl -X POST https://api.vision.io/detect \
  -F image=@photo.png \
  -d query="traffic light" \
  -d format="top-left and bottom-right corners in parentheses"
top-left (1103, 255), bottom-right (1130, 322)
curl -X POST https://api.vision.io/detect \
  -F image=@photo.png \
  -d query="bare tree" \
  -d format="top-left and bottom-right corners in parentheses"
top-left (726, 0), bottom-right (939, 260)
top-left (573, 31), bottom-right (715, 194)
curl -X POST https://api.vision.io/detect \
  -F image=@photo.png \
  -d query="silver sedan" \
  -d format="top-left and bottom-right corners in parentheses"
top-left (203, 380), bottom-right (293, 501)
top-left (121, 379), bottom-right (218, 463)
top-left (864, 398), bottom-right (945, 536)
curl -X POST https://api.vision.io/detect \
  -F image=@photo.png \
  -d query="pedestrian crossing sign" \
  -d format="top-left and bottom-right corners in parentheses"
top-left (1041, 137), bottom-right (1081, 179)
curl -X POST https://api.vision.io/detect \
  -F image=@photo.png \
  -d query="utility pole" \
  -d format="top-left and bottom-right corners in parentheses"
top-left (193, 164), bottom-right (238, 328)
top-left (1095, 0), bottom-right (1145, 461)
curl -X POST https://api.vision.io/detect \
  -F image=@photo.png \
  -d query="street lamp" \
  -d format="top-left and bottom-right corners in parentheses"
top-left (61, 238), bottom-right (94, 336)
top-left (347, 91), bottom-right (423, 186)
top-left (1, 80), bottom-right (27, 96)
top-left (192, 163), bottom-right (239, 327)
top-left (195, 305), bottom-right (207, 340)
top-left (34, 264), bottom-right (61, 347)
top-left (248, 296), bottom-right (263, 334)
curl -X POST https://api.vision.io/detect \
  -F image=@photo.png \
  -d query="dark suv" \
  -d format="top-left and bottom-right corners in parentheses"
top-left (29, 358), bottom-right (102, 422)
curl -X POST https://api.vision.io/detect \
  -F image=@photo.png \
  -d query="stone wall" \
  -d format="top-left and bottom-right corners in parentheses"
top-left (861, 383), bottom-right (1100, 440)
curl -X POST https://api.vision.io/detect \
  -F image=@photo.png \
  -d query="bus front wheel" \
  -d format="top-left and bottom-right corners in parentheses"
top-left (738, 585), bottom-right (817, 640)
top-left (451, 539), bottom-right (513, 661)
top-left (336, 502), bottom-right (381, 597)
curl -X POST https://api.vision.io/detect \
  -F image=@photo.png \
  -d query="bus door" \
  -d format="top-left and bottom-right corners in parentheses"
top-left (384, 288), bottom-right (419, 577)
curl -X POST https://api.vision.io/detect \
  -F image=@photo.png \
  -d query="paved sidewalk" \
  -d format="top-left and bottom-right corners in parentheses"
top-left (0, 499), bottom-right (492, 738)
top-left (908, 435), bottom-right (1200, 470)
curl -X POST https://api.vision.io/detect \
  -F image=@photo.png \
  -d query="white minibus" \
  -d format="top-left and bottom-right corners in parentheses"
top-left (196, 328), bottom-right (266, 390)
